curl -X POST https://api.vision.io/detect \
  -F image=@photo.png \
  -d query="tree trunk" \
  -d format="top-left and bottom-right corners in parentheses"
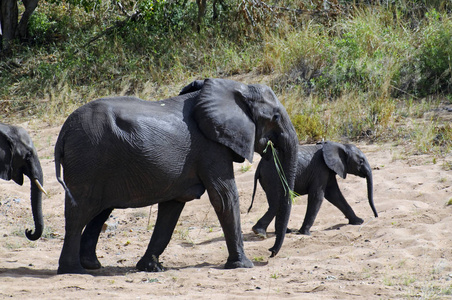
top-left (0, 0), bottom-right (39, 52)
top-left (0, 0), bottom-right (19, 51)
top-left (17, 0), bottom-right (39, 39)
top-left (196, 0), bottom-right (207, 32)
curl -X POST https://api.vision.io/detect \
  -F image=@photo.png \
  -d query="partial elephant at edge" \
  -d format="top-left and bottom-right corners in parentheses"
top-left (0, 122), bottom-right (47, 241)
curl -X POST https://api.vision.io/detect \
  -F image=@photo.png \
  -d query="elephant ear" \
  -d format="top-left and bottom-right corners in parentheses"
top-left (0, 130), bottom-right (13, 181)
top-left (322, 141), bottom-right (347, 179)
top-left (194, 78), bottom-right (255, 163)
top-left (179, 80), bottom-right (204, 95)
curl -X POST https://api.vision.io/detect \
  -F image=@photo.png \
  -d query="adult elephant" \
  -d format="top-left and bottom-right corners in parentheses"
top-left (249, 141), bottom-right (377, 237)
top-left (0, 122), bottom-right (47, 240)
top-left (55, 78), bottom-right (298, 274)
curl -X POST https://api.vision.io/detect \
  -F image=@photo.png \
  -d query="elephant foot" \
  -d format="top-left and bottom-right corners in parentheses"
top-left (57, 263), bottom-right (88, 275)
top-left (80, 256), bottom-right (102, 270)
top-left (251, 225), bottom-right (267, 239)
top-left (349, 217), bottom-right (364, 225)
top-left (297, 228), bottom-right (311, 236)
top-left (224, 256), bottom-right (254, 269)
top-left (136, 255), bottom-right (165, 272)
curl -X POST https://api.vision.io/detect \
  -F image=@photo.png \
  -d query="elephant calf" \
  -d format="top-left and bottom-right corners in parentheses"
top-left (249, 141), bottom-right (378, 237)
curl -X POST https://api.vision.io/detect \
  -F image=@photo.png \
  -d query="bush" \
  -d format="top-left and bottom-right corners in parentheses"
top-left (413, 10), bottom-right (452, 95)
top-left (291, 114), bottom-right (326, 142)
top-left (28, 11), bottom-right (56, 42)
top-left (1, 0), bottom-right (451, 151)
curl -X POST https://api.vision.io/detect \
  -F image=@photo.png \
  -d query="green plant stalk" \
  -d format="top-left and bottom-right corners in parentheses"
top-left (263, 141), bottom-right (299, 203)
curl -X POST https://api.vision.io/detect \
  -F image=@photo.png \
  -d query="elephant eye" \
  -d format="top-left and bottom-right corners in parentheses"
top-left (25, 151), bottom-right (33, 161)
top-left (272, 113), bottom-right (280, 122)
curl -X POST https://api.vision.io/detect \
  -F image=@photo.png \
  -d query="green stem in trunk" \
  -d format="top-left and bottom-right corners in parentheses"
top-left (263, 141), bottom-right (300, 202)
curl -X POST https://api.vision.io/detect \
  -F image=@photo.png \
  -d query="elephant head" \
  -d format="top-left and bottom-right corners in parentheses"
top-left (183, 79), bottom-right (299, 257)
top-left (322, 141), bottom-right (378, 218)
top-left (0, 123), bottom-right (46, 240)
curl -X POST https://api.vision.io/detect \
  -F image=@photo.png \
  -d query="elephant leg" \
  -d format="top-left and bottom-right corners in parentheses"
top-left (324, 178), bottom-right (363, 225)
top-left (251, 180), bottom-right (280, 238)
top-left (207, 179), bottom-right (253, 269)
top-left (298, 190), bottom-right (324, 235)
top-left (58, 197), bottom-right (94, 274)
top-left (251, 207), bottom-right (277, 238)
top-left (136, 200), bottom-right (185, 272)
top-left (80, 208), bottom-right (113, 270)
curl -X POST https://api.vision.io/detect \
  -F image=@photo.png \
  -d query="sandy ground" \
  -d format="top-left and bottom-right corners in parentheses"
top-left (0, 120), bottom-right (451, 299)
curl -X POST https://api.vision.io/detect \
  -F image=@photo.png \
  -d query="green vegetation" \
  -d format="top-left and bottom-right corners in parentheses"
top-left (253, 256), bottom-right (265, 262)
top-left (240, 164), bottom-right (252, 173)
top-left (41, 225), bottom-right (59, 239)
top-left (1, 0), bottom-right (452, 154)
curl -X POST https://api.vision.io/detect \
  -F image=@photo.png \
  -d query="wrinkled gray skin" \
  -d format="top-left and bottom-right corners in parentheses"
top-left (249, 141), bottom-right (377, 237)
top-left (55, 78), bottom-right (298, 274)
top-left (0, 122), bottom-right (46, 241)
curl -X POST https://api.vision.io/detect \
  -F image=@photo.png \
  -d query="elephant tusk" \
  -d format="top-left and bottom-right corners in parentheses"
top-left (33, 179), bottom-right (48, 196)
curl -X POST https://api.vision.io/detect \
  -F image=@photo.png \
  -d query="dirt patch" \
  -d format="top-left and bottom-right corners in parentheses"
top-left (1, 122), bottom-right (451, 299)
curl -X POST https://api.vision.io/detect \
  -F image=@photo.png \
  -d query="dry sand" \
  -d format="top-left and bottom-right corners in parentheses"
top-left (1, 120), bottom-right (451, 299)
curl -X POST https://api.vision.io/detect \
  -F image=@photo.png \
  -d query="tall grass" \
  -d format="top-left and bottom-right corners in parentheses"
top-left (258, 4), bottom-right (452, 153)
top-left (1, 1), bottom-right (451, 154)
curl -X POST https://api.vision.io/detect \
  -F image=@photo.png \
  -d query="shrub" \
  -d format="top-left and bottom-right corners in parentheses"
top-left (396, 10), bottom-right (452, 96)
top-left (291, 114), bottom-right (326, 142)
top-left (28, 11), bottom-right (56, 42)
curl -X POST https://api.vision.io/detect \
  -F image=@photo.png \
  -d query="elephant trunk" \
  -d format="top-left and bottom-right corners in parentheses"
top-left (366, 170), bottom-right (378, 218)
top-left (268, 133), bottom-right (298, 257)
top-left (25, 169), bottom-right (44, 241)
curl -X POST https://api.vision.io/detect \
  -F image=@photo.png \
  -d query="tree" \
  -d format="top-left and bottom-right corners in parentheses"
top-left (196, 0), bottom-right (206, 32)
top-left (0, 0), bottom-right (39, 52)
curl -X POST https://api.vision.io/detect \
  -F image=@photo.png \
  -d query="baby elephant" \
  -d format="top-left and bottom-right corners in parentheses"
top-left (249, 141), bottom-right (378, 237)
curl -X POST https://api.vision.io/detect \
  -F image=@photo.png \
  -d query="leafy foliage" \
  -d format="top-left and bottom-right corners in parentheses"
top-left (28, 11), bottom-right (56, 41)
top-left (1, 0), bottom-right (452, 152)
top-left (48, 0), bottom-right (101, 12)
top-left (412, 10), bottom-right (452, 95)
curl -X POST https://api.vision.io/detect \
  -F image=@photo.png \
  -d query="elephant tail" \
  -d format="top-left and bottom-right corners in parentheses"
top-left (248, 163), bottom-right (261, 213)
top-left (54, 133), bottom-right (76, 206)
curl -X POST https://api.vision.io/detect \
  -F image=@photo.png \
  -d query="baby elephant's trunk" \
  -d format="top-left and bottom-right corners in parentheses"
top-left (366, 172), bottom-right (378, 218)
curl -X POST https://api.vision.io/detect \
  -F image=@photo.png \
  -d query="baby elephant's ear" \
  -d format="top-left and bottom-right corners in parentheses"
top-left (193, 78), bottom-right (255, 163)
top-left (322, 141), bottom-right (347, 179)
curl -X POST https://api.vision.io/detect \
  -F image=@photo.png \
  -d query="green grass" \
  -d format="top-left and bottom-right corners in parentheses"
top-left (1, 1), bottom-right (452, 155)
top-left (259, 6), bottom-right (451, 152)
top-left (240, 164), bottom-right (252, 173)
top-left (41, 226), bottom-right (59, 239)
top-left (4, 241), bottom-right (30, 250)
top-left (443, 161), bottom-right (452, 171)
top-left (253, 256), bottom-right (265, 262)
